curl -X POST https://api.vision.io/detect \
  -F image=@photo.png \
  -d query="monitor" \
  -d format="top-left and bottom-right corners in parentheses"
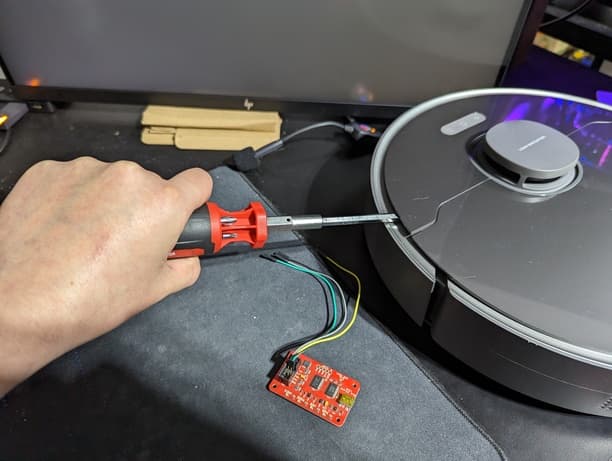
top-left (0, 0), bottom-right (534, 115)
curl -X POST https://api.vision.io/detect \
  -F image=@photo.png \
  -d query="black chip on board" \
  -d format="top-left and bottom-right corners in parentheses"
top-left (303, 360), bottom-right (311, 369)
top-left (310, 374), bottom-right (324, 390)
top-left (325, 382), bottom-right (338, 398)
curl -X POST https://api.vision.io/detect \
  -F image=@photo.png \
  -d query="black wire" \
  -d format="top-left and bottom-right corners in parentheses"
top-left (270, 251), bottom-right (348, 340)
top-left (260, 253), bottom-right (337, 359)
top-left (280, 121), bottom-right (346, 144)
top-left (268, 254), bottom-right (342, 331)
top-left (0, 130), bottom-right (11, 156)
top-left (272, 335), bottom-right (321, 361)
top-left (254, 121), bottom-right (347, 160)
top-left (540, 0), bottom-right (594, 28)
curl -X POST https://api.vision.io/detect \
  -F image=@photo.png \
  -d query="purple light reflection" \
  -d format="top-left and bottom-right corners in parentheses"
top-left (597, 145), bottom-right (611, 168)
top-left (541, 97), bottom-right (555, 110)
top-left (504, 102), bottom-right (531, 121)
top-left (572, 108), bottom-right (582, 130)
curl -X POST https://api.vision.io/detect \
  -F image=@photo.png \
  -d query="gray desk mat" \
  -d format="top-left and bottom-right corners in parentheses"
top-left (0, 167), bottom-right (504, 461)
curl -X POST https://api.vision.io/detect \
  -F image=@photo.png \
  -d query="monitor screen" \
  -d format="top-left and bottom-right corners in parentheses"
top-left (0, 0), bottom-right (530, 110)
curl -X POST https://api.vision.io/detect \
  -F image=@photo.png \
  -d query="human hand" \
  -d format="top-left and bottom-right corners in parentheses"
top-left (0, 157), bottom-right (212, 396)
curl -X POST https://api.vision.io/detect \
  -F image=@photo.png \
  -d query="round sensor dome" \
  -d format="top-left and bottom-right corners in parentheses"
top-left (484, 120), bottom-right (580, 181)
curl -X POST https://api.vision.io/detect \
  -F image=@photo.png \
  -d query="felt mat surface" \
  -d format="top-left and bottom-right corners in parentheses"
top-left (0, 167), bottom-right (504, 461)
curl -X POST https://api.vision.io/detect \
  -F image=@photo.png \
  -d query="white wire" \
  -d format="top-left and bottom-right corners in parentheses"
top-left (566, 120), bottom-right (612, 137)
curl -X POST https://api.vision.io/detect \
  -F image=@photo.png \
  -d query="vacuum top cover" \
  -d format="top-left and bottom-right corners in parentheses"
top-left (374, 89), bottom-right (612, 362)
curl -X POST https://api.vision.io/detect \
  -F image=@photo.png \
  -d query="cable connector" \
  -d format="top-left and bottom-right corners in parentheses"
top-left (228, 147), bottom-right (260, 172)
top-left (345, 117), bottom-right (381, 141)
top-left (0, 102), bottom-right (28, 131)
top-left (0, 102), bottom-right (28, 156)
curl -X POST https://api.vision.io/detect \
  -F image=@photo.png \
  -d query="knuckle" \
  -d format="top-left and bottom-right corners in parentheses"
top-left (114, 159), bottom-right (141, 173)
top-left (22, 159), bottom-right (59, 178)
top-left (74, 155), bottom-right (94, 162)
top-left (33, 159), bottom-right (59, 170)
top-left (35, 159), bottom-right (55, 167)
top-left (108, 160), bottom-right (142, 180)
top-left (159, 183), bottom-right (182, 206)
top-left (73, 155), bottom-right (98, 166)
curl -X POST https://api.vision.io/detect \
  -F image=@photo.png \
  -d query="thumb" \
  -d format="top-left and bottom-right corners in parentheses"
top-left (150, 257), bottom-right (202, 304)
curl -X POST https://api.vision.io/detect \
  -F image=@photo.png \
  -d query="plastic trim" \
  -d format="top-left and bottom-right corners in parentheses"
top-left (448, 281), bottom-right (612, 369)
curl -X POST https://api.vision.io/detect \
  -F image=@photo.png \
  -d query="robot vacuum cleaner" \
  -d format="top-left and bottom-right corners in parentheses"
top-left (367, 88), bottom-right (612, 416)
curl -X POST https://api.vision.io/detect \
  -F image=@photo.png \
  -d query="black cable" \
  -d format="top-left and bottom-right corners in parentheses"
top-left (0, 130), bottom-right (11, 156)
top-left (272, 334), bottom-right (321, 361)
top-left (540, 0), bottom-right (594, 28)
top-left (254, 121), bottom-right (348, 160)
top-left (268, 252), bottom-right (350, 363)
top-left (278, 121), bottom-right (346, 144)
top-left (270, 252), bottom-right (347, 330)
top-left (262, 251), bottom-right (351, 364)
top-left (232, 118), bottom-right (381, 171)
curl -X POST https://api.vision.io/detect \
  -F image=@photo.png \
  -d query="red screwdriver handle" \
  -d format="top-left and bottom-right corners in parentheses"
top-left (169, 201), bottom-right (269, 259)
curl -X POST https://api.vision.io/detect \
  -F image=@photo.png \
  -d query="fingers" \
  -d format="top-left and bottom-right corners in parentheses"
top-left (168, 168), bottom-right (213, 213)
top-left (148, 169), bottom-right (210, 305)
top-left (146, 257), bottom-right (202, 307)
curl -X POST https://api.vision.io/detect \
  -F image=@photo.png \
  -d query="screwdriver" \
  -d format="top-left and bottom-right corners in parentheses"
top-left (169, 201), bottom-right (398, 258)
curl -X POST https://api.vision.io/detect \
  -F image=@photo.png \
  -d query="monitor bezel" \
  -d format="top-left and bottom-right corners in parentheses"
top-left (0, 1), bottom-right (538, 118)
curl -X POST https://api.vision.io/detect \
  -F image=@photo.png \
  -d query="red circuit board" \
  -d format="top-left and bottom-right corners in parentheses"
top-left (268, 353), bottom-right (360, 427)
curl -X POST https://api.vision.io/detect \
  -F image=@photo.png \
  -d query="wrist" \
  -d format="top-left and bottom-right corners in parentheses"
top-left (0, 278), bottom-right (62, 396)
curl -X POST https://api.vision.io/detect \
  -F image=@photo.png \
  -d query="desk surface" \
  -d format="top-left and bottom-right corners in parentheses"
top-left (1, 51), bottom-right (612, 460)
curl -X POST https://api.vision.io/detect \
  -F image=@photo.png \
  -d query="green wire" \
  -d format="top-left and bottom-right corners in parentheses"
top-left (274, 259), bottom-right (339, 334)
top-left (292, 256), bottom-right (361, 356)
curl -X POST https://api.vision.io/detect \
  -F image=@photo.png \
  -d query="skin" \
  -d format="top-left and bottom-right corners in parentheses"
top-left (0, 157), bottom-right (213, 397)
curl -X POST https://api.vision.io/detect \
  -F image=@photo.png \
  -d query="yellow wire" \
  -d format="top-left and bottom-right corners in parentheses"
top-left (293, 256), bottom-right (361, 355)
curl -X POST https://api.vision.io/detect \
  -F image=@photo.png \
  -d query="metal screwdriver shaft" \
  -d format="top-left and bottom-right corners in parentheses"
top-left (266, 213), bottom-right (398, 231)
